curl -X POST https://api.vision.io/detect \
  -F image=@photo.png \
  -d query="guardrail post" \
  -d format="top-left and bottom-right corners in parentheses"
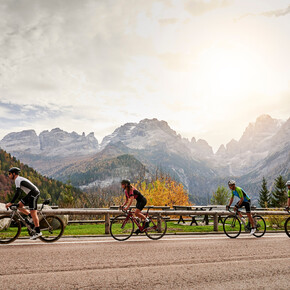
top-left (105, 213), bottom-right (110, 234)
top-left (213, 213), bottom-right (218, 231)
top-left (157, 213), bottom-right (161, 232)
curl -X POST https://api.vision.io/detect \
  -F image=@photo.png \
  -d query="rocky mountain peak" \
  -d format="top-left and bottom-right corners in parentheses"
top-left (0, 128), bottom-right (99, 158)
top-left (100, 118), bottom-right (180, 150)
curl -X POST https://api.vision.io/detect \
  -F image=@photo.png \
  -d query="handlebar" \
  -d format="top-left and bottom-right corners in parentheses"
top-left (120, 207), bottom-right (133, 214)
top-left (7, 204), bottom-right (19, 211)
top-left (226, 206), bottom-right (240, 213)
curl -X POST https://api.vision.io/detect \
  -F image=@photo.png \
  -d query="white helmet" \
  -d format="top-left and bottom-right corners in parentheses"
top-left (286, 180), bottom-right (290, 186)
top-left (228, 180), bottom-right (236, 186)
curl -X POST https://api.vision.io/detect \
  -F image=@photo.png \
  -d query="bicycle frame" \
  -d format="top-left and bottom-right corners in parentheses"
top-left (8, 199), bottom-right (54, 235)
top-left (121, 208), bottom-right (150, 233)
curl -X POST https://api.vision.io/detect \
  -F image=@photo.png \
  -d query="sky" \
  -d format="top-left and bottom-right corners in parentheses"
top-left (0, 0), bottom-right (289, 151)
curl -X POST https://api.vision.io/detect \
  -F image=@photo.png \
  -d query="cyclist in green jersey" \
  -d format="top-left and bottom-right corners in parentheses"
top-left (226, 180), bottom-right (256, 235)
top-left (286, 181), bottom-right (290, 210)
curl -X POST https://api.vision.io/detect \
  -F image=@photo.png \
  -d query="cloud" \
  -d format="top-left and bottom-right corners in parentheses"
top-left (262, 5), bottom-right (290, 17)
top-left (185, 0), bottom-right (232, 16)
top-left (236, 4), bottom-right (290, 21)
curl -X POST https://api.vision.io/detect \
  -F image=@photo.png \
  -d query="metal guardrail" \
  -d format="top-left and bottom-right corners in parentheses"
top-left (0, 208), bottom-right (288, 234)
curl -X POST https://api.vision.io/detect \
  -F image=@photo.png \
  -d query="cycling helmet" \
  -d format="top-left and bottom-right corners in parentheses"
top-left (286, 180), bottom-right (290, 186)
top-left (8, 167), bottom-right (21, 175)
top-left (228, 180), bottom-right (236, 186)
top-left (121, 179), bottom-right (130, 185)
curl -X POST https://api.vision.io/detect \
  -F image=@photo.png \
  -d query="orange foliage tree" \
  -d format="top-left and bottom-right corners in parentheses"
top-left (134, 175), bottom-right (191, 207)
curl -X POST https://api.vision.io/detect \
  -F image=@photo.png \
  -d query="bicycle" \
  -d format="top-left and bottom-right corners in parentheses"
top-left (284, 208), bottom-right (290, 238)
top-left (0, 199), bottom-right (64, 244)
top-left (223, 207), bottom-right (266, 238)
top-left (110, 207), bottom-right (167, 241)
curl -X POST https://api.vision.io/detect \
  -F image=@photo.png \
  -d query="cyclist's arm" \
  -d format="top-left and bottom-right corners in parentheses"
top-left (288, 197), bottom-right (290, 208)
top-left (6, 188), bottom-right (21, 208)
top-left (10, 188), bottom-right (21, 204)
top-left (124, 196), bottom-right (134, 211)
top-left (228, 196), bottom-right (234, 207)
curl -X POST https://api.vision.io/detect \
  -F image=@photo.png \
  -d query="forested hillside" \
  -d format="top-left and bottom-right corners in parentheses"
top-left (0, 149), bottom-right (85, 207)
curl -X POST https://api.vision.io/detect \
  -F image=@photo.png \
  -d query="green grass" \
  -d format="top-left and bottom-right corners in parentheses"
top-left (62, 221), bottom-right (225, 236)
top-left (57, 220), bottom-right (287, 236)
top-left (3, 219), bottom-right (287, 239)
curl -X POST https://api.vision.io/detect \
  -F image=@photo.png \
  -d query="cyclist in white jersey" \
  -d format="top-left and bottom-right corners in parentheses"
top-left (5, 167), bottom-right (42, 240)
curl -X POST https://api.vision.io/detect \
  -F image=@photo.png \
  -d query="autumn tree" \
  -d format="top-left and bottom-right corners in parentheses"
top-left (135, 175), bottom-right (191, 207)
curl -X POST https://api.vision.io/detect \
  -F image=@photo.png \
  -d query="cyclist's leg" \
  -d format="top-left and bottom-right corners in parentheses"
top-left (244, 201), bottom-right (255, 228)
top-left (29, 192), bottom-right (40, 227)
top-left (30, 210), bottom-right (39, 227)
top-left (135, 198), bottom-right (147, 221)
top-left (18, 200), bottom-right (30, 216)
top-left (246, 212), bottom-right (255, 228)
top-left (234, 202), bottom-right (243, 219)
top-left (135, 209), bottom-right (146, 220)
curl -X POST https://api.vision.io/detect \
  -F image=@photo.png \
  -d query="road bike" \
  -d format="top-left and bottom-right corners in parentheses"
top-left (284, 208), bottom-right (290, 238)
top-left (0, 199), bottom-right (64, 244)
top-left (110, 207), bottom-right (167, 241)
top-left (223, 207), bottom-right (266, 238)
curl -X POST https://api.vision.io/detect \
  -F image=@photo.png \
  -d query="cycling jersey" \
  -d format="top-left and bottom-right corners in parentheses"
top-left (125, 186), bottom-right (144, 202)
top-left (11, 176), bottom-right (40, 203)
top-left (231, 186), bottom-right (250, 202)
top-left (288, 190), bottom-right (290, 198)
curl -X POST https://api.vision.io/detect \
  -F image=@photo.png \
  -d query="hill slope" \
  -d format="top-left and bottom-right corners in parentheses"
top-left (0, 149), bottom-right (84, 206)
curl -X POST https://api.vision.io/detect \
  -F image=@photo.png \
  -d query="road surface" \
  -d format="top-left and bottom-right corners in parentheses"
top-left (0, 233), bottom-right (289, 289)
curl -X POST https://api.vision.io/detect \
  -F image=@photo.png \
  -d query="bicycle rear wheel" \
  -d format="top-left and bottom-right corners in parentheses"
top-left (0, 216), bottom-right (21, 244)
top-left (145, 215), bottom-right (167, 240)
top-left (110, 215), bottom-right (134, 241)
top-left (253, 215), bottom-right (266, 238)
top-left (223, 215), bottom-right (241, 238)
top-left (284, 217), bottom-right (290, 238)
top-left (38, 216), bottom-right (64, 242)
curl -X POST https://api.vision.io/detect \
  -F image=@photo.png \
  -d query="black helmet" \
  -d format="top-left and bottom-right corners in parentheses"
top-left (121, 179), bottom-right (130, 185)
top-left (9, 167), bottom-right (21, 175)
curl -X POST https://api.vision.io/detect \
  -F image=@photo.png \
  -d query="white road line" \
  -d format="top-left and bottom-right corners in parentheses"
top-left (1, 234), bottom-right (287, 247)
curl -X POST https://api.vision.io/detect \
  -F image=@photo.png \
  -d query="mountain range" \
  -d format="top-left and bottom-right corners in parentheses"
top-left (0, 114), bottom-right (289, 204)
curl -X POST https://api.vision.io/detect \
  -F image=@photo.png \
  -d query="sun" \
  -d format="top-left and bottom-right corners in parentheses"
top-left (197, 45), bottom-right (256, 99)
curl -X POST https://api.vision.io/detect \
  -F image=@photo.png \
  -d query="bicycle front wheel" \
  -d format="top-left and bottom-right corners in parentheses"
top-left (110, 215), bottom-right (134, 241)
top-left (145, 215), bottom-right (167, 240)
top-left (253, 215), bottom-right (266, 238)
top-left (0, 216), bottom-right (21, 244)
top-left (284, 217), bottom-right (290, 238)
top-left (223, 215), bottom-right (241, 238)
top-left (39, 216), bottom-right (64, 242)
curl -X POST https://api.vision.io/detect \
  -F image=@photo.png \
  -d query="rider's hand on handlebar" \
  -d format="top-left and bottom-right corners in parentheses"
top-left (226, 205), bottom-right (229, 211)
top-left (5, 202), bottom-right (12, 209)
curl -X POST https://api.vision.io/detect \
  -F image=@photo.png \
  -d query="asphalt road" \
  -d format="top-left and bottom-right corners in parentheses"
top-left (0, 233), bottom-right (289, 289)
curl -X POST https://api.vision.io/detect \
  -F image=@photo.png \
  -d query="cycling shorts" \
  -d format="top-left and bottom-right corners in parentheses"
top-left (136, 197), bottom-right (147, 211)
top-left (21, 190), bottom-right (40, 210)
top-left (236, 200), bottom-right (251, 213)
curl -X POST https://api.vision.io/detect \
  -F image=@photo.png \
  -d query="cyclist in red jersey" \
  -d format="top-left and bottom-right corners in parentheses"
top-left (120, 179), bottom-right (150, 232)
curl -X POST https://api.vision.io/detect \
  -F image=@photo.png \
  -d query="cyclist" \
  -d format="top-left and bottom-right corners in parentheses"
top-left (5, 167), bottom-right (42, 240)
top-left (286, 180), bottom-right (290, 210)
top-left (120, 179), bottom-right (150, 233)
top-left (226, 180), bottom-right (256, 235)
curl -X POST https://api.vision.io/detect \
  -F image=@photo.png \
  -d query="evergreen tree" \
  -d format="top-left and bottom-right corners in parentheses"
top-left (271, 175), bottom-right (287, 207)
top-left (258, 177), bottom-right (271, 208)
top-left (211, 186), bottom-right (230, 205)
